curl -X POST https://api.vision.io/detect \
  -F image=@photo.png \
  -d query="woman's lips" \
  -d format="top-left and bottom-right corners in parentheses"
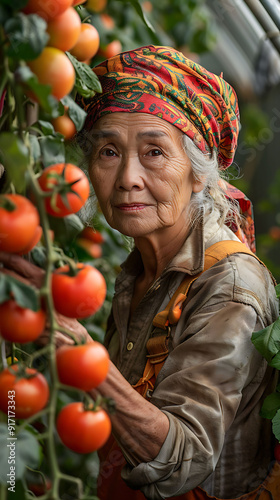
top-left (115, 203), bottom-right (148, 211)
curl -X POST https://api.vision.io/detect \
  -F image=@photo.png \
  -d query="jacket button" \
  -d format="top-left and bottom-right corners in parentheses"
top-left (127, 342), bottom-right (134, 351)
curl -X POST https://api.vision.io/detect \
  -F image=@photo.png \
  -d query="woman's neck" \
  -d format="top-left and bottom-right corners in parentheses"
top-left (134, 222), bottom-right (190, 283)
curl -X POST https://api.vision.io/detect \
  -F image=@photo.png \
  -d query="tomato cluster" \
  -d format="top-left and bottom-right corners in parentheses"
top-left (22, 0), bottom-right (101, 140)
top-left (55, 342), bottom-right (111, 453)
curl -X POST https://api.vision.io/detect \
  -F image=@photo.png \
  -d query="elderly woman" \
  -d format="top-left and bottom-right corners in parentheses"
top-left (74, 45), bottom-right (279, 500)
top-left (0, 45), bottom-right (277, 500)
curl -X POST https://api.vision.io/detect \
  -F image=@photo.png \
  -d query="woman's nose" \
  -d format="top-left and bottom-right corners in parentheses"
top-left (115, 155), bottom-right (145, 191)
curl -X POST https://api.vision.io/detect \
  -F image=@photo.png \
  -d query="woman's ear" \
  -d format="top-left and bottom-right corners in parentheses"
top-left (192, 176), bottom-right (205, 193)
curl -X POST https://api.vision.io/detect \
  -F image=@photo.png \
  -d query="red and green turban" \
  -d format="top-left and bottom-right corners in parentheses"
top-left (78, 45), bottom-right (240, 170)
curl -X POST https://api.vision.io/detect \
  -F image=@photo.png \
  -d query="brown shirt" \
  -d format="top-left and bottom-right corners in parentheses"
top-left (104, 212), bottom-right (279, 499)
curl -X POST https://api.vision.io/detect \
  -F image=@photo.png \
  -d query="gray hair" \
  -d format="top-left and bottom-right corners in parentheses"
top-left (182, 135), bottom-right (241, 229)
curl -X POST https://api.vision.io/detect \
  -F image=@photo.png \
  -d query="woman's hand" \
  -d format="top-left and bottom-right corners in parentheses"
top-left (0, 251), bottom-right (93, 347)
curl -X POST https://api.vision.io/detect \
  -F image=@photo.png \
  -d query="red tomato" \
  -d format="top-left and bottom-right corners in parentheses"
top-left (38, 163), bottom-right (90, 217)
top-left (0, 194), bottom-right (39, 253)
top-left (0, 300), bottom-right (46, 344)
top-left (47, 7), bottom-right (81, 52)
top-left (28, 47), bottom-right (75, 101)
top-left (56, 402), bottom-right (111, 453)
top-left (80, 226), bottom-right (104, 244)
top-left (52, 263), bottom-right (106, 318)
top-left (22, 0), bottom-right (72, 21)
top-left (69, 23), bottom-right (100, 61)
top-left (76, 238), bottom-right (102, 258)
top-left (0, 365), bottom-right (49, 419)
top-left (18, 225), bottom-right (43, 255)
top-left (56, 342), bottom-right (109, 390)
top-left (72, 0), bottom-right (86, 5)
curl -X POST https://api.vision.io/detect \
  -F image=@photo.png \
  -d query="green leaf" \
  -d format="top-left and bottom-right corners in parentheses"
top-left (0, 133), bottom-right (29, 193)
top-left (116, 0), bottom-right (155, 33)
top-left (16, 65), bottom-right (59, 116)
top-left (1, 0), bottom-right (28, 8)
top-left (0, 274), bottom-right (39, 311)
top-left (28, 134), bottom-right (41, 163)
top-left (275, 284), bottom-right (280, 300)
top-left (251, 318), bottom-right (280, 363)
top-left (272, 409), bottom-right (280, 442)
top-left (5, 13), bottom-right (48, 61)
top-left (270, 351), bottom-right (280, 369)
top-left (61, 95), bottom-right (87, 132)
top-left (260, 392), bottom-right (280, 419)
top-left (49, 214), bottom-right (84, 246)
top-left (66, 52), bottom-right (102, 98)
top-left (39, 135), bottom-right (65, 167)
top-left (38, 120), bottom-right (55, 135)
top-left (31, 246), bottom-right (47, 269)
top-left (0, 424), bottom-right (40, 483)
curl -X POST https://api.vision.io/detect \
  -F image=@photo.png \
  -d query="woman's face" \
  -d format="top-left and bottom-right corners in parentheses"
top-left (88, 113), bottom-right (203, 238)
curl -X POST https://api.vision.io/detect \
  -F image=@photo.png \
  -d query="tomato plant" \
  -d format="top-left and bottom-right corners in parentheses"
top-left (0, 300), bottom-right (46, 344)
top-left (47, 7), bottom-right (82, 52)
top-left (56, 402), bottom-right (111, 453)
top-left (52, 263), bottom-right (106, 318)
top-left (0, 194), bottom-right (40, 253)
top-left (38, 163), bottom-right (90, 217)
top-left (0, 365), bottom-right (49, 419)
top-left (69, 23), bottom-right (100, 61)
top-left (28, 47), bottom-right (76, 101)
top-left (56, 342), bottom-right (109, 390)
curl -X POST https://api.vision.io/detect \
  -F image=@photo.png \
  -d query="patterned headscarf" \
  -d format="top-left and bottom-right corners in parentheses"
top-left (79, 45), bottom-right (240, 170)
top-left (78, 45), bottom-right (256, 252)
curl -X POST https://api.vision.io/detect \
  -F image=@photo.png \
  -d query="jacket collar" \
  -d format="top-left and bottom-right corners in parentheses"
top-left (118, 209), bottom-right (237, 282)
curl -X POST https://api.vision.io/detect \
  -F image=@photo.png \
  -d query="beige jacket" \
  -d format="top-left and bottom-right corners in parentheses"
top-left (104, 212), bottom-right (279, 499)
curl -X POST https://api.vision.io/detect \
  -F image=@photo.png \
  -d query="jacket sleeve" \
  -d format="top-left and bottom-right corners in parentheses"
top-left (121, 255), bottom-right (274, 498)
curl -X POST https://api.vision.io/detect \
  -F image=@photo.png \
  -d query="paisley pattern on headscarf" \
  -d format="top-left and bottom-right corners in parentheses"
top-left (78, 45), bottom-right (240, 170)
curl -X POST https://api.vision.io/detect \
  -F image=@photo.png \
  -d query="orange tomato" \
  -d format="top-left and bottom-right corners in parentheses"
top-left (69, 23), bottom-right (100, 61)
top-left (22, 0), bottom-right (72, 21)
top-left (72, 0), bottom-right (87, 4)
top-left (85, 0), bottom-right (107, 12)
top-left (28, 47), bottom-right (75, 101)
top-left (99, 40), bottom-right (122, 59)
top-left (100, 13), bottom-right (115, 30)
top-left (269, 226), bottom-right (280, 241)
top-left (47, 7), bottom-right (81, 52)
top-left (52, 113), bottom-right (76, 140)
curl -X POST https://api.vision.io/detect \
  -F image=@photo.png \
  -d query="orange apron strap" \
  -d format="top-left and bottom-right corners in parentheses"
top-left (132, 333), bottom-right (169, 397)
top-left (152, 240), bottom-right (262, 331)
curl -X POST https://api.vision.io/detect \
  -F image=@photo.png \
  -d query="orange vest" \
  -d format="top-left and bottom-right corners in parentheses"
top-left (97, 241), bottom-right (280, 500)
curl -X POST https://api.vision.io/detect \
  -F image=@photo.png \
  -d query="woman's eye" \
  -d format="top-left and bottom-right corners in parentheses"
top-left (101, 148), bottom-right (117, 157)
top-left (147, 149), bottom-right (162, 157)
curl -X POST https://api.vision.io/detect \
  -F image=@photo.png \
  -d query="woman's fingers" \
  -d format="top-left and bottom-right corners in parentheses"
top-left (0, 251), bottom-right (44, 287)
